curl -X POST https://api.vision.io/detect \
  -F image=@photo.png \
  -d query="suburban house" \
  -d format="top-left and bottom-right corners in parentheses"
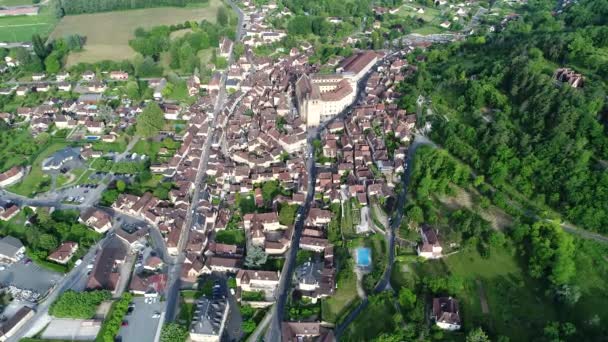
top-left (235, 270), bottom-right (280, 300)
top-left (281, 322), bottom-right (335, 342)
top-left (47, 242), bottom-right (79, 264)
top-left (555, 68), bottom-right (584, 88)
top-left (201, 256), bottom-right (241, 274)
top-left (431, 297), bottom-right (462, 330)
top-left (79, 209), bottom-right (113, 234)
top-left (0, 204), bottom-right (20, 222)
top-left (417, 225), bottom-right (443, 259)
top-left (0, 167), bottom-right (23, 188)
top-left (129, 273), bottom-right (167, 295)
top-left (109, 71), bottom-right (129, 81)
top-left (0, 236), bottom-right (24, 263)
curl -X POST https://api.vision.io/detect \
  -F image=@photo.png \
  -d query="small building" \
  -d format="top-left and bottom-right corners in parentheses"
top-left (109, 71), bottom-right (129, 81)
top-left (417, 225), bottom-right (443, 259)
top-left (0, 306), bottom-right (34, 342)
top-left (431, 297), bottom-right (461, 330)
top-left (48, 241), bottom-right (79, 264)
top-left (0, 166), bottom-right (24, 188)
top-left (81, 70), bottom-right (95, 81)
top-left (554, 68), bottom-right (584, 88)
top-left (0, 204), bottom-right (20, 222)
top-left (0, 236), bottom-right (25, 263)
top-left (235, 270), bottom-right (280, 300)
top-left (281, 322), bottom-right (335, 342)
top-left (189, 297), bottom-right (230, 342)
top-left (79, 208), bottom-right (112, 234)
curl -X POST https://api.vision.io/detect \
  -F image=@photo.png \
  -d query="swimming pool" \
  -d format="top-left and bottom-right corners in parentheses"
top-left (356, 247), bottom-right (372, 268)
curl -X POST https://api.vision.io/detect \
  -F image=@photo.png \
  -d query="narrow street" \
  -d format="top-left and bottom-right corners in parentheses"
top-left (162, 0), bottom-right (244, 324)
top-left (335, 133), bottom-right (430, 338)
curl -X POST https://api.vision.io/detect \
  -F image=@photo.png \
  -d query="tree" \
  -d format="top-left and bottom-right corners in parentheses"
top-left (261, 181), bottom-right (279, 204)
top-left (466, 327), bottom-right (491, 342)
top-left (407, 205), bottom-right (424, 224)
top-left (116, 180), bottom-right (126, 193)
top-left (160, 323), bottom-right (188, 342)
top-left (398, 288), bottom-right (417, 311)
top-left (39, 234), bottom-right (58, 251)
top-left (32, 34), bottom-right (49, 60)
top-left (279, 204), bottom-right (298, 226)
top-left (217, 6), bottom-right (229, 27)
top-left (245, 244), bottom-right (268, 268)
top-left (44, 53), bottom-right (61, 73)
top-left (136, 102), bottom-right (165, 138)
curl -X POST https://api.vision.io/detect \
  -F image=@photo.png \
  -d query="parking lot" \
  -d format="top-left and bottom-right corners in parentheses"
top-left (117, 296), bottom-right (163, 342)
top-left (0, 260), bottom-right (63, 301)
top-left (57, 183), bottom-right (102, 204)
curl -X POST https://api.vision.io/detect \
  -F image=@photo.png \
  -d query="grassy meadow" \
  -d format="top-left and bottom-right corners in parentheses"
top-left (50, 0), bottom-right (222, 65)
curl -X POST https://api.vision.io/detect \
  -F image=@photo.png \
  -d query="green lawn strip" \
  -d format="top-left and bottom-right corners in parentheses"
top-left (341, 292), bottom-right (397, 340)
top-left (215, 229), bottom-right (246, 246)
top-left (567, 239), bottom-right (608, 328)
top-left (95, 293), bottom-right (133, 342)
top-left (8, 141), bottom-right (69, 197)
top-left (320, 259), bottom-right (358, 323)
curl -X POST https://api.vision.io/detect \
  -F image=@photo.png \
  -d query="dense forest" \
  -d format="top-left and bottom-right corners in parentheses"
top-left (56, 0), bottom-right (208, 15)
top-left (399, 0), bottom-right (608, 233)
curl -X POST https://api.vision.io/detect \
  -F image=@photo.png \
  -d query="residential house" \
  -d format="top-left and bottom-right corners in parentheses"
top-left (432, 297), bottom-right (461, 330)
top-left (48, 242), bottom-right (79, 264)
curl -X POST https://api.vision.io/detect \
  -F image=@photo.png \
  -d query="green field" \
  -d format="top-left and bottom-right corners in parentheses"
top-left (8, 141), bottom-right (69, 197)
top-left (0, 0), bottom-right (35, 6)
top-left (0, 4), bottom-right (59, 42)
top-left (50, 0), bottom-right (222, 65)
top-left (341, 292), bottom-right (397, 341)
top-left (400, 246), bottom-right (556, 341)
top-left (321, 256), bottom-right (358, 323)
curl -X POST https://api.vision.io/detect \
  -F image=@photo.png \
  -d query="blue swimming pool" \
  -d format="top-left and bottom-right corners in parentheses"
top-left (356, 247), bottom-right (371, 267)
top-left (85, 136), bottom-right (100, 141)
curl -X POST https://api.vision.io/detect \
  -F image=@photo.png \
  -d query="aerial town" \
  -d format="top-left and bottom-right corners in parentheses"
top-left (0, 0), bottom-right (606, 341)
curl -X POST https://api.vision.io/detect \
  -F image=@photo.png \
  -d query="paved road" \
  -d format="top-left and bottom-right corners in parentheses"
top-left (7, 232), bottom-right (115, 341)
top-left (162, 2), bottom-right (243, 324)
top-left (265, 137), bottom-right (317, 342)
top-left (334, 134), bottom-right (429, 338)
top-left (264, 56), bottom-right (383, 341)
top-left (246, 307), bottom-right (273, 342)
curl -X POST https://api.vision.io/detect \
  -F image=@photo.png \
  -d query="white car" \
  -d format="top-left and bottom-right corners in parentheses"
top-left (152, 312), bottom-right (161, 318)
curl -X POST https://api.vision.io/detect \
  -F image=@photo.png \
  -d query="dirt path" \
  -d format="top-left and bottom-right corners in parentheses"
top-left (476, 279), bottom-right (489, 314)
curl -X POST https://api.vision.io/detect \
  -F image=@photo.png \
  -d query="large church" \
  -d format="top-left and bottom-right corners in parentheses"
top-left (295, 51), bottom-right (377, 127)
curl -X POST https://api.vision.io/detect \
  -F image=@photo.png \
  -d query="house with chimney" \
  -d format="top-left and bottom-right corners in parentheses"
top-left (47, 242), bottom-right (78, 265)
top-left (431, 297), bottom-right (461, 330)
top-left (417, 225), bottom-right (443, 259)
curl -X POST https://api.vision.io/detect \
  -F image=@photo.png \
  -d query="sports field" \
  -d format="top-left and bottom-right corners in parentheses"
top-left (50, 0), bottom-right (221, 65)
top-left (0, 4), bottom-right (59, 42)
top-left (0, 0), bottom-right (35, 6)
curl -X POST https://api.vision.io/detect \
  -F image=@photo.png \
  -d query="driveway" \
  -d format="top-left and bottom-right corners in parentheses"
top-left (117, 297), bottom-right (162, 342)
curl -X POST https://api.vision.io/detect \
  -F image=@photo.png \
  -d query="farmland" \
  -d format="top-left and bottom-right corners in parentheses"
top-left (50, 0), bottom-right (222, 65)
top-left (0, 4), bottom-right (59, 42)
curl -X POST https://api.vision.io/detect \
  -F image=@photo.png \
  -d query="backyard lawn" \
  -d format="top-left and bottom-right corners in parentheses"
top-left (50, 0), bottom-right (222, 65)
top-left (321, 258), bottom-right (358, 323)
top-left (8, 141), bottom-right (69, 197)
top-left (340, 292), bottom-right (397, 341)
